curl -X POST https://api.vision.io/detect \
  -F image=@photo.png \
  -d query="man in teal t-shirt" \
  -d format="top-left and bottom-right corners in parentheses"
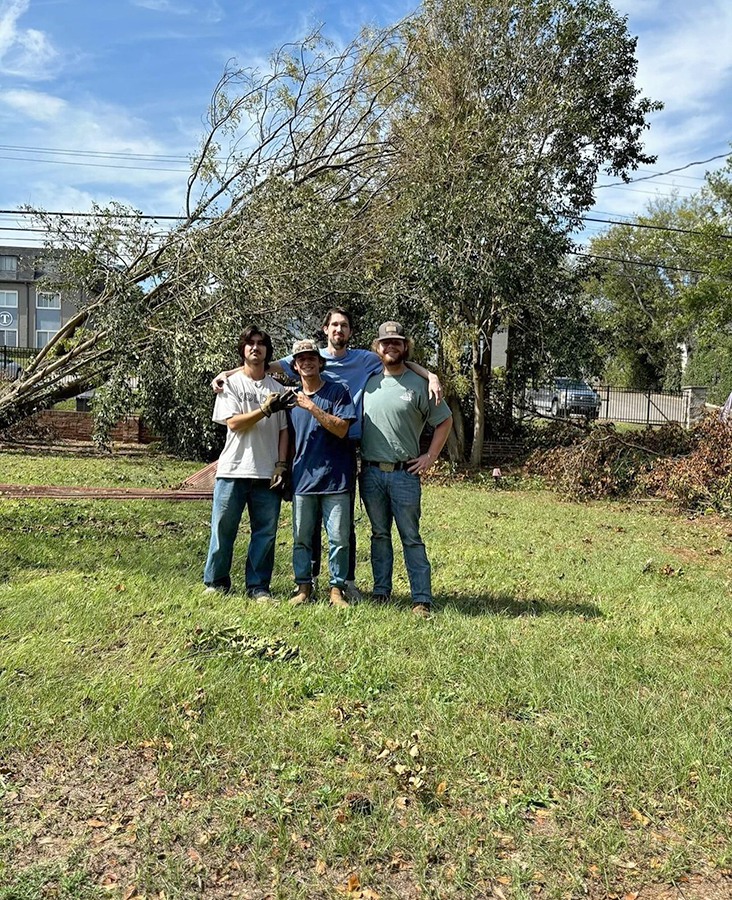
top-left (360, 322), bottom-right (453, 617)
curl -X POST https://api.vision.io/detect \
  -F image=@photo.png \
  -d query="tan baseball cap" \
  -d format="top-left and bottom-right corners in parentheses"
top-left (291, 338), bottom-right (321, 357)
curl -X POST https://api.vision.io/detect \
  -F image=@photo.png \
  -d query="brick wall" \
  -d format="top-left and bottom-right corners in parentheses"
top-left (32, 410), bottom-right (154, 443)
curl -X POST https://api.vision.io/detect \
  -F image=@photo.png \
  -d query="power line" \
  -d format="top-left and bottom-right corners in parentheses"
top-left (0, 144), bottom-right (192, 162)
top-left (2, 225), bottom-right (727, 279)
top-left (596, 151), bottom-right (730, 190)
top-left (567, 214), bottom-right (732, 241)
top-left (0, 208), bottom-right (186, 220)
top-left (6, 207), bottom-right (731, 238)
top-left (0, 155), bottom-right (188, 173)
top-left (570, 248), bottom-right (730, 280)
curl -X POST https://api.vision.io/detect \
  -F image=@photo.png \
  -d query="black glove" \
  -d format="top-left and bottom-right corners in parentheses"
top-left (260, 389), bottom-right (296, 417)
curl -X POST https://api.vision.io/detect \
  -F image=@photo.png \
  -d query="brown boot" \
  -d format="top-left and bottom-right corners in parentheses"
top-left (329, 586), bottom-right (349, 608)
top-left (289, 583), bottom-right (311, 605)
top-left (411, 602), bottom-right (431, 618)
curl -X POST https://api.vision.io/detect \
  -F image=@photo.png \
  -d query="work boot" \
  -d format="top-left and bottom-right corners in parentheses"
top-left (289, 583), bottom-right (311, 606)
top-left (329, 586), bottom-right (349, 608)
top-left (411, 602), bottom-right (431, 618)
top-left (343, 580), bottom-right (363, 602)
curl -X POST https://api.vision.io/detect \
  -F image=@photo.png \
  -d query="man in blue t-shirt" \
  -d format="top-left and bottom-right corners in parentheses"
top-left (286, 339), bottom-right (357, 608)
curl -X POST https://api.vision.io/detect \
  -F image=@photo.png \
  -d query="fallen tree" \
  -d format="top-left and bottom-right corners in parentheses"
top-left (0, 26), bottom-right (410, 455)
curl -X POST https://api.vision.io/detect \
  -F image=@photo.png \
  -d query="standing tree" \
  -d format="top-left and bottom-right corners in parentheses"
top-left (587, 169), bottom-right (732, 395)
top-left (382, 0), bottom-right (660, 464)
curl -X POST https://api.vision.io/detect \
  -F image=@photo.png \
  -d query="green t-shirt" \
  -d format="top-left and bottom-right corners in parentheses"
top-left (361, 369), bottom-right (451, 462)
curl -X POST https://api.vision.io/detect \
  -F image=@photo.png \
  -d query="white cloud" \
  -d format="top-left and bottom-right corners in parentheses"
top-left (3, 87), bottom-right (66, 120)
top-left (631, 0), bottom-right (732, 113)
top-left (0, 87), bottom-right (191, 215)
top-left (0, 0), bottom-right (60, 80)
top-left (130, 0), bottom-right (224, 22)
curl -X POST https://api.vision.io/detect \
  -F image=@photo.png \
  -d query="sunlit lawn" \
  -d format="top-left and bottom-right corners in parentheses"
top-left (1, 449), bottom-right (731, 899)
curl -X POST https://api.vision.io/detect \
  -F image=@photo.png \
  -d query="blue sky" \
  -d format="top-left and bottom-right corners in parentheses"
top-left (0, 0), bottom-right (730, 246)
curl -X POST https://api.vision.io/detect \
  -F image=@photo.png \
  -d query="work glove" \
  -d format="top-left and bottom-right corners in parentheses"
top-left (260, 389), bottom-right (296, 417)
top-left (270, 460), bottom-right (287, 490)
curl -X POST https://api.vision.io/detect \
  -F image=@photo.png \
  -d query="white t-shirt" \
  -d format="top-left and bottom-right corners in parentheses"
top-left (213, 371), bottom-right (287, 479)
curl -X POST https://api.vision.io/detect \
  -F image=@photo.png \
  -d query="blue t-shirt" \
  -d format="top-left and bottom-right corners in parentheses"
top-left (279, 348), bottom-right (382, 440)
top-left (288, 380), bottom-right (357, 494)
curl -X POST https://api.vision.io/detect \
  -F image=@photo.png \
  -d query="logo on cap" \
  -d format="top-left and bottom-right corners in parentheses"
top-left (376, 321), bottom-right (406, 341)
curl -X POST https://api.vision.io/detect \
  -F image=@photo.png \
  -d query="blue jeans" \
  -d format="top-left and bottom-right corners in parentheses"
top-left (292, 492), bottom-right (350, 587)
top-left (203, 477), bottom-right (282, 592)
top-left (360, 466), bottom-right (432, 605)
top-left (311, 441), bottom-right (358, 580)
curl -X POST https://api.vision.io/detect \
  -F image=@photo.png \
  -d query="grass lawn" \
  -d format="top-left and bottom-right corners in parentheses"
top-left (1, 450), bottom-right (732, 899)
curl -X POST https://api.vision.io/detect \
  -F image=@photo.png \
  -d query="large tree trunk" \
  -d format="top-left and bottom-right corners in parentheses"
top-left (445, 394), bottom-right (465, 461)
top-left (469, 332), bottom-right (490, 468)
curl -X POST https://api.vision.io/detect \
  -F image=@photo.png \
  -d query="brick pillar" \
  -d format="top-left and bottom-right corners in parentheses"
top-left (682, 385), bottom-right (707, 427)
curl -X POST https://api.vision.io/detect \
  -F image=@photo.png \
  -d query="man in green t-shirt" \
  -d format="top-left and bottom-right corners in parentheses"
top-left (360, 322), bottom-right (453, 617)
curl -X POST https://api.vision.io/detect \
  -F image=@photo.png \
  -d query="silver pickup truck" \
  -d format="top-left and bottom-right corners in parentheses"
top-left (527, 377), bottom-right (600, 419)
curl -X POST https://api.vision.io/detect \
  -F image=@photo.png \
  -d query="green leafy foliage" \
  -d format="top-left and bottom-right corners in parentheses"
top-left (185, 626), bottom-right (300, 661)
top-left (589, 165), bottom-right (732, 392)
top-left (684, 333), bottom-right (732, 406)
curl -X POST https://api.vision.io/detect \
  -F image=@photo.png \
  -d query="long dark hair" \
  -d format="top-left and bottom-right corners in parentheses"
top-left (238, 325), bottom-right (273, 365)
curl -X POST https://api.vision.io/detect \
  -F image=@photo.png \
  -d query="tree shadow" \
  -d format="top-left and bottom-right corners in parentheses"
top-left (430, 591), bottom-right (603, 618)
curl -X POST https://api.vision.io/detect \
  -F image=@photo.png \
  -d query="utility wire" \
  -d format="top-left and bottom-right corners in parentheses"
top-left (0, 144), bottom-right (192, 162)
top-left (570, 249), bottom-right (730, 280)
top-left (596, 151), bottom-right (730, 189)
top-left (0, 155), bottom-right (188, 173)
top-left (564, 214), bottom-right (732, 240)
top-left (4, 209), bottom-right (732, 242)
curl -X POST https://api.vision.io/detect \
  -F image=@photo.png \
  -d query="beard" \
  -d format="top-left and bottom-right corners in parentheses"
top-left (377, 345), bottom-right (407, 366)
top-left (329, 334), bottom-right (348, 350)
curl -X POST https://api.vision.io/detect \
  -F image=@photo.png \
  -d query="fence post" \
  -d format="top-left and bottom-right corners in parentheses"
top-left (682, 385), bottom-right (707, 427)
top-left (646, 390), bottom-right (651, 426)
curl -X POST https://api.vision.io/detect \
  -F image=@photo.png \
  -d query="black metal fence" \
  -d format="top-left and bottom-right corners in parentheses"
top-left (0, 346), bottom-right (39, 379)
top-left (595, 385), bottom-right (686, 426)
top-left (0, 346), bottom-right (39, 368)
top-left (520, 382), bottom-right (688, 426)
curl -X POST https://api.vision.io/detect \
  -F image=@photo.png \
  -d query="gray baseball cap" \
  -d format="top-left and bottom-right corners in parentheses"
top-left (375, 321), bottom-right (407, 341)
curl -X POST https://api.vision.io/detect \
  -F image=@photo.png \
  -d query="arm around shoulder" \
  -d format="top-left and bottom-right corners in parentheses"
top-left (405, 360), bottom-right (443, 404)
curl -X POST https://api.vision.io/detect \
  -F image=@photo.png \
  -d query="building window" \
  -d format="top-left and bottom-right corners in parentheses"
top-left (0, 290), bottom-right (18, 307)
top-left (0, 256), bottom-right (17, 273)
top-left (35, 330), bottom-right (56, 347)
top-left (0, 289), bottom-right (18, 346)
top-left (35, 291), bottom-right (61, 348)
top-left (36, 291), bottom-right (61, 309)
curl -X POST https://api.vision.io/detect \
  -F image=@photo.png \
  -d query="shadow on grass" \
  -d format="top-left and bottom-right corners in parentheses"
top-left (431, 591), bottom-right (603, 618)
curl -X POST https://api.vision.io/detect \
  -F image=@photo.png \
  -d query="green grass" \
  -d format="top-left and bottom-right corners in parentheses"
top-left (1, 451), bottom-right (732, 899)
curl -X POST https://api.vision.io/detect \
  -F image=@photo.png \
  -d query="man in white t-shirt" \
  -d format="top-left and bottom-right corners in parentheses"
top-left (203, 325), bottom-right (294, 598)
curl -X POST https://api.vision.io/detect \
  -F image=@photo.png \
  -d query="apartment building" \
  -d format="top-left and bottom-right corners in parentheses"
top-left (0, 245), bottom-right (80, 349)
